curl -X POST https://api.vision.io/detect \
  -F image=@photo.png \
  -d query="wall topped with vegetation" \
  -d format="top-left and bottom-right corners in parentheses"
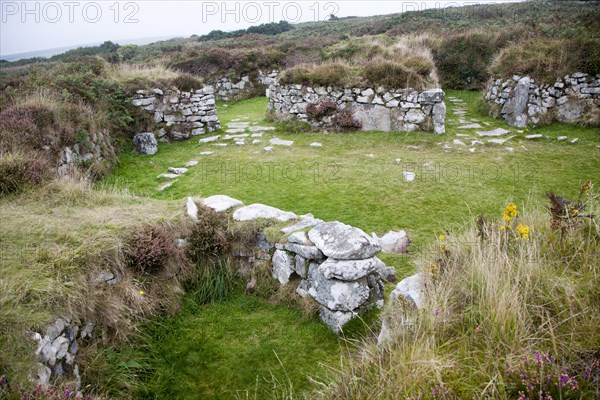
top-left (485, 72), bottom-right (600, 127)
top-left (267, 82), bottom-right (446, 133)
top-left (131, 87), bottom-right (220, 142)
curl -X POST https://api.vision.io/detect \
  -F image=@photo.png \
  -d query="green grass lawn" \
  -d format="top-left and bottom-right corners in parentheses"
top-left (101, 91), bottom-right (599, 399)
top-left (105, 93), bottom-right (600, 250)
top-left (127, 295), bottom-right (340, 400)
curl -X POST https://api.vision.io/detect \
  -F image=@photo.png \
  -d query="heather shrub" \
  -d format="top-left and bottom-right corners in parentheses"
top-left (306, 100), bottom-right (338, 119)
top-left (187, 204), bottom-right (231, 263)
top-left (332, 108), bottom-right (362, 132)
top-left (125, 224), bottom-right (177, 274)
top-left (170, 74), bottom-right (204, 92)
top-left (0, 151), bottom-right (50, 195)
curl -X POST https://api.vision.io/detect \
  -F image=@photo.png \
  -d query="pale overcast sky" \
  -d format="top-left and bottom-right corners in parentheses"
top-left (1, 0), bottom-right (525, 58)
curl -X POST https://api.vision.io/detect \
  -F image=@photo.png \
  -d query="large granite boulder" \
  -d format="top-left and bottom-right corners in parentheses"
top-left (308, 221), bottom-right (381, 260)
top-left (373, 230), bottom-right (411, 254)
top-left (133, 132), bottom-right (158, 155)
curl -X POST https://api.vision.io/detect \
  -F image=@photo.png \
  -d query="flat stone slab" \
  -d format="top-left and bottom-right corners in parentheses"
top-left (453, 111), bottom-right (467, 115)
top-left (158, 173), bottom-right (180, 179)
top-left (282, 216), bottom-right (323, 234)
top-left (157, 180), bottom-right (176, 191)
top-left (403, 171), bottom-right (416, 182)
top-left (200, 151), bottom-right (214, 155)
top-left (248, 126), bottom-right (275, 132)
top-left (525, 134), bottom-right (543, 139)
top-left (227, 122), bottom-right (250, 129)
top-left (488, 136), bottom-right (514, 145)
top-left (557, 136), bottom-right (568, 141)
top-left (185, 160), bottom-right (199, 167)
top-left (319, 256), bottom-right (385, 281)
top-left (453, 139), bottom-right (466, 146)
top-left (270, 138), bottom-right (294, 146)
top-left (264, 146), bottom-right (273, 152)
top-left (233, 203), bottom-right (297, 222)
top-left (250, 133), bottom-right (263, 138)
top-left (456, 133), bottom-right (470, 137)
top-left (199, 135), bottom-right (220, 143)
top-left (477, 128), bottom-right (510, 137)
top-left (310, 142), bottom-right (323, 147)
top-left (281, 214), bottom-right (324, 234)
top-left (202, 195), bottom-right (244, 212)
top-left (458, 123), bottom-right (482, 129)
top-left (252, 139), bottom-right (262, 144)
top-left (168, 167), bottom-right (188, 175)
top-left (308, 221), bottom-right (381, 260)
top-left (223, 134), bottom-right (249, 140)
top-left (226, 128), bottom-right (246, 134)
top-left (213, 143), bottom-right (228, 147)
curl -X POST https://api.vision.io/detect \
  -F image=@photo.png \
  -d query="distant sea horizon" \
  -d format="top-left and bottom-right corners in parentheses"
top-left (1, 35), bottom-right (180, 62)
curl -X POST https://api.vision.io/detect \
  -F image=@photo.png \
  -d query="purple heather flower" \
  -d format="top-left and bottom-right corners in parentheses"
top-left (65, 388), bottom-right (72, 398)
top-left (0, 375), bottom-right (7, 386)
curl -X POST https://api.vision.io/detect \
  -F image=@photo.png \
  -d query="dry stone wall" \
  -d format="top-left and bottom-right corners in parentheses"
top-left (197, 195), bottom-right (400, 333)
top-left (214, 70), bottom-right (279, 101)
top-left (57, 128), bottom-right (114, 176)
top-left (132, 87), bottom-right (220, 142)
top-left (485, 72), bottom-right (600, 127)
top-left (267, 83), bottom-right (446, 133)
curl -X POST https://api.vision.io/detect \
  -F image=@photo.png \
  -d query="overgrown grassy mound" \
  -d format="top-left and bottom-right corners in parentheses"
top-left (490, 37), bottom-right (600, 83)
top-left (279, 36), bottom-right (438, 90)
top-left (317, 188), bottom-right (600, 398)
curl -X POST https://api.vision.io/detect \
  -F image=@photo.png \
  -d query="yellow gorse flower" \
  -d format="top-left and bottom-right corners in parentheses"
top-left (139, 290), bottom-right (145, 295)
top-left (517, 224), bottom-right (530, 240)
top-left (502, 203), bottom-right (518, 222)
top-left (439, 234), bottom-right (446, 241)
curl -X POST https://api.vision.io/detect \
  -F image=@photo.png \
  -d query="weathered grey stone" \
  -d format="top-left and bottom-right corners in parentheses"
top-left (186, 197), bottom-right (199, 221)
top-left (287, 231), bottom-right (310, 245)
top-left (307, 265), bottom-right (370, 311)
top-left (295, 255), bottom-right (309, 278)
top-left (501, 76), bottom-right (530, 127)
top-left (168, 167), bottom-right (188, 175)
top-left (432, 102), bottom-right (446, 134)
top-left (272, 249), bottom-right (295, 285)
top-left (390, 273), bottom-right (424, 308)
top-left (133, 132), bottom-right (158, 155)
top-left (373, 230), bottom-right (411, 254)
top-left (477, 128), bottom-right (510, 137)
top-left (281, 215), bottom-right (324, 234)
top-left (233, 204), bottom-right (297, 222)
top-left (319, 256), bottom-right (384, 281)
top-left (202, 195), bottom-right (244, 212)
top-left (270, 138), bottom-right (294, 146)
top-left (308, 221), bottom-right (381, 260)
top-left (418, 88), bottom-right (444, 104)
top-left (283, 242), bottom-right (325, 261)
top-left (319, 308), bottom-right (355, 333)
top-left (352, 104), bottom-right (391, 131)
top-left (557, 98), bottom-right (584, 122)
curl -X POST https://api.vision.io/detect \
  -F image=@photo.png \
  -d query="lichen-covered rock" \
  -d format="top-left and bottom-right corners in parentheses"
top-left (390, 273), bottom-right (424, 308)
top-left (319, 308), bottom-right (355, 333)
top-left (272, 249), bottom-right (295, 285)
top-left (319, 257), bottom-right (384, 281)
top-left (308, 221), bottom-right (381, 260)
top-left (133, 132), bottom-right (158, 155)
top-left (307, 265), bottom-right (370, 311)
top-left (233, 204), bottom-right (297, 222)
top-left (373, 230), bottom-right (411, 254)
top-left (501, 76), bottom-right (530, 127)
top-left (202, 195), bottom-right (244, 212)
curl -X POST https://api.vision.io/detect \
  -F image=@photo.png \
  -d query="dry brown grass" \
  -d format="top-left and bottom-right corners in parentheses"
top-left (314, 193), bottom-right (600, 398)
